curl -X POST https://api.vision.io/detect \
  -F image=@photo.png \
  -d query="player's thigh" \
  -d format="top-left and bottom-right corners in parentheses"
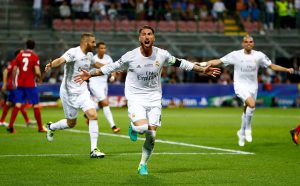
top-left (89, 83), bottom-right (107, 102)
top-left (128, 102), bottom-right (147, 123)
top-left (77, 90), bottom-right (97, 113)
top-left (13, 87), bottom-right (26, 104)
top-left (60, 92), bottom-right (79, 119)
top-left (7, 90), bottom-right (15, 103)
top-left (24, 87), bottom-right (39, 105)
top-left (147, 106), bottom-right (162, 127)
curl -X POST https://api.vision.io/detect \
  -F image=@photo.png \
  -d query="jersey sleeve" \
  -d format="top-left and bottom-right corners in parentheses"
top-left (164, 50), bottom-right (194, 71)
top-left (101, 52), bottom-right (129, 74)
top-left (220, 51), bottom-right (236, 66)
top-left (62, 48), bottom-right (75, 63)
top-left (258, 52), bottom-right (272, 68)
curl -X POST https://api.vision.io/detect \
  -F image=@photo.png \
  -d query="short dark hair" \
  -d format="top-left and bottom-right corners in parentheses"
top-left (80, 33), bottom-right (95, 42)
top-left (139, 25), bottom-right (155, 34)
top-left (14, 49), bottom-right (21, 57)
top-left (26, 40), bottom-right (35, 49)
top-left (96, 41), bottom-right (106, 48)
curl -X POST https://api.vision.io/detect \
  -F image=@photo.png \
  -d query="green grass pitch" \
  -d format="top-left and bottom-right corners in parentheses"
top-left (0, 107), bottom-right (299, 185)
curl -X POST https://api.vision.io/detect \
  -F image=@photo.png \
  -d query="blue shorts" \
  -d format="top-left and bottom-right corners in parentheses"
top-left (6, 89), bottom-right (16, 103)
top-left (14, 87), bottom-right (39, 105)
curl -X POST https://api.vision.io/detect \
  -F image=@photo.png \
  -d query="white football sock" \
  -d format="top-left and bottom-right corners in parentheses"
top-left (131, 123), bottom-right (148, 134)
top-left (240, 113), bottom-right (246, 135)
top-left (49, 119), bottom-right (69, 130)
top-left (103, 106), bottom-right (116, 128)
top-left (89, 120), bottom-right (99, 151)
top-left (245, 107), bottom-right (255, 131)
top-left (140, 130), bottom-right (156, 165)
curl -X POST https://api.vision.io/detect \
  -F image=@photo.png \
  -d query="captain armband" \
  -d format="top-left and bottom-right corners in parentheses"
top-left (169, 56), bottom-right (182, 67)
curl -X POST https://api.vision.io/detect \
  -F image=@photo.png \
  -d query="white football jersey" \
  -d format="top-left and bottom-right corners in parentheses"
top-left (101, 46), bottom-right (194, 106)
top-left (220, 49), bottom-right (272, 90)
top-left (89, 54), bottom-right (113, 84)
top-left (61, 46), bottom-right (95, 95)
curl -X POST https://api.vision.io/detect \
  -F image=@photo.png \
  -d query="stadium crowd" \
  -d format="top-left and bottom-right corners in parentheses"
top-left (34, 0), bottom-right (300, 31)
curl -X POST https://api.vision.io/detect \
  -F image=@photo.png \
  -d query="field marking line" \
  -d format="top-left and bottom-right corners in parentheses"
top-left (14, 124), bottom-right (255, 155)
top-left (0, 152), bottom-right (246, 158)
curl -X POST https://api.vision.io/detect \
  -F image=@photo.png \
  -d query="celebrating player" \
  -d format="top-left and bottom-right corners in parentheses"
top-left (1, 50), bottom-right (36, 127)
top-left (7, 40), bottom-right (46, 133)
top-left (44, 33), bottom-right (105, 158)
top-left (199, 35), bottom-right (294, 147)
top-left (74, 25), bottom-right (221, 175)
top-left (87, 41), bottom-right (120, 133)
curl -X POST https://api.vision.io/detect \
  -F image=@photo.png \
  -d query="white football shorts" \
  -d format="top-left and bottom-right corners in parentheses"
top-left (234, 85), bottom-right (257, 103)
top-left (127, 102), bottom-right (162, 127)
top-left (60, 89), bottom-right (96, 119)
top-left (89, 82), bottom-right (108, 102)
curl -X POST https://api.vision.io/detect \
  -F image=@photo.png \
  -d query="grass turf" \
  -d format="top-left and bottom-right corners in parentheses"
top-left (0, 107), bottom-right (299, 185)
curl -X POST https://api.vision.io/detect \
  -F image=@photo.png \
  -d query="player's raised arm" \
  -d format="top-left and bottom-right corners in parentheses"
top-left (269, 64), bottom-right (294, 74)
top-left (45, 57), bottom-right (66, 72)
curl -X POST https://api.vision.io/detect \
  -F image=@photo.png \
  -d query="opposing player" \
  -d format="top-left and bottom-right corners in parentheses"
top-left (0, 50), bottom-right (36, 127)
top-left (200, 35), bottom-right (294, 146)
top-left (290, 124), bottom-right (300, 145)
top-left (74, 25), bottom-right (221, 175)
top-left (44, 33), bottom-right (105, 158)
top-left (7, 40), bottom-right (46, 133)
top-left (88, 41), bottom-right (120, 133)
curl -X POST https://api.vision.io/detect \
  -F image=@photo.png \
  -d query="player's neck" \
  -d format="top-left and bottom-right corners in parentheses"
top-left (80, 46), bottom-right (88, 54)
top-left (244, 49), bottom-right (252, 55)
top-left (98, 54), bottom-right (104, 59)
top-left (140, 47), bottom-right (152, 57)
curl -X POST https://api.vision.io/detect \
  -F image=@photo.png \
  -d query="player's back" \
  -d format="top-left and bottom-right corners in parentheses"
top-left (15, 50), bottom-right (39, 87)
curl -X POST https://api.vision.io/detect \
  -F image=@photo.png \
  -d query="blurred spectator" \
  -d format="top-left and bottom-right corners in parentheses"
top-left (212, 0), bottom-right (226, 23)
top-left (82, 0), bottom-right (91, 19)
top-left (135, 0), bottom-right (145, 20)
top-left (200, 5), bottom-right (210, 21)
top-left (48, 72), bottom-right (58, 84)
top-left (107, 2), bottom-right (118, 21)
top-left (161, 66), bottom-right (170, 83)
top-left (218, 69), bottom-right (232, 85)
top-left (287, 0), bottom-right (296, 28)
top-left (145, 0), bottom-right (155, 20)
top-left (33, 0), bottom-right (43, 28)
top-left (71, 0), bottom-right (84, 19)
top-left (276, 0), bottom-right (289, 29)
top-left (91, 0), bottom-right (107, 20)
top-left (59, 0), bottom-right (71, 19)
top-left (265, 0), bottom-right (275, 30)
top-left (186, 0), bottom-right (196, 20)
top-left (296, 0), bottom-right (300, 28)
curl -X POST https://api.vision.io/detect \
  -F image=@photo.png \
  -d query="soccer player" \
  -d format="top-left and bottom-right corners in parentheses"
top-left (0, 50), bottom-right (36, 127)
top-left (7, 40), bottom-right (46, 133)
top-left (290, 124), bottom-right (300, 145)
top-left (44, 33), bottom-right (105, 158)
top-left (88, 41), bottom-right (120, 133)
top-left (199, 34), bottom-right (294, 147)
top-left (74, 25), bottom-right (221, 175)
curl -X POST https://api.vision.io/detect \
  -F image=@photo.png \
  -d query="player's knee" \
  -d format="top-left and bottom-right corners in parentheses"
top-left (246, 107), bottom-right (255, 116)
top-left (15, 103), bottom-right (22, 108)
top-left (67, 120), bottom-right (77, 128)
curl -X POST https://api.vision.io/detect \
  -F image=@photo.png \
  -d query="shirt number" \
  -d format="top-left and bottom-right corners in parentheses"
top-left (22, 57), bottom-right (29, 71)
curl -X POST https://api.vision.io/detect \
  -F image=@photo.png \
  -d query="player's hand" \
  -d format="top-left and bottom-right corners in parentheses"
top-left (45, 59), bottom-right (52, 73)
top-left (74, 68), bottom-right (91, 84)
top-left (287, 68), bottom-right (294, 74)
top-left (1, 84), bottom-right (6, 92)
top-left (203, 65), bottom-right (221, 77)
top-left (109, 76), bottom-right (115, 83)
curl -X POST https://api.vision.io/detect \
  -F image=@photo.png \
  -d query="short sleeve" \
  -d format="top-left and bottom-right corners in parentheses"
top-left (258, 52), bottom-right (272, 68)
top-left (220, 51), bottom-right (236, 65)
top-left (62, 48), bottom-right (74, 63)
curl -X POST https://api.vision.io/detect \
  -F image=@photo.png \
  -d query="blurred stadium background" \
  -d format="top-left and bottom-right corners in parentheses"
top-left (0, 0), bottom-right (300, 107)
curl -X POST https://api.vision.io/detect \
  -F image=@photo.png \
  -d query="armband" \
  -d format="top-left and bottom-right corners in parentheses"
top-left (170, 57), bottom-right (182, 68)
